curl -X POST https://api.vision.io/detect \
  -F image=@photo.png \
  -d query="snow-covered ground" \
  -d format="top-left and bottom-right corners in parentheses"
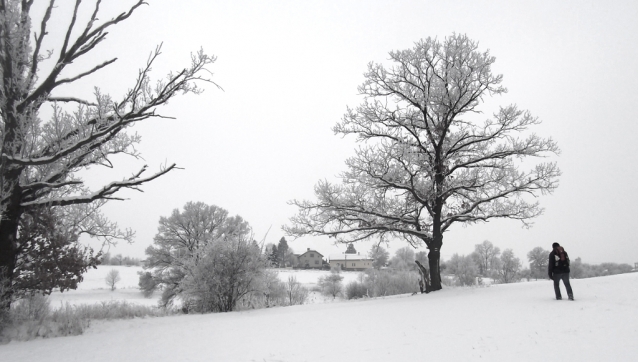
top-left (2, 271), bottom-right (636, 361)
top-left (274, 268), bottom-right (361, 287)
top-left (47, 265), bottom-right (159, 307)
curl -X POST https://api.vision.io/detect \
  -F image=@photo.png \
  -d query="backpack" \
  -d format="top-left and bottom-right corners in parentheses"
top-left (554, 247), bottom-right (570, 268)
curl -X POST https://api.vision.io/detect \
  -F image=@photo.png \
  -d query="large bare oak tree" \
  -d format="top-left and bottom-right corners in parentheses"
top-left (285, 34), bottom-right (560, 292)
top-left (0, 0), bottom-right (216, 307)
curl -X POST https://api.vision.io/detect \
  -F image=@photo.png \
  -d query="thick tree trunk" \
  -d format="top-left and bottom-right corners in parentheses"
top-left (428, 220), bottom-right (443, 291)
top-left (1, 75), bottom-right (28, 310)
top-left (0, 162), bottom-right (25, 311)
top-left (428, 248), bottom-right (442, 291)
top-left (0, 189), bottom-right (22, 311)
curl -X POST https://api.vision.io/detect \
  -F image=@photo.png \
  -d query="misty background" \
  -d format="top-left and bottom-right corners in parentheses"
top-left (45, 0), bottom-right (638, 264)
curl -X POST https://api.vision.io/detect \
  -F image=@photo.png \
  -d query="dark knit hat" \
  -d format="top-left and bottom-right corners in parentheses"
top-left (552, 242), bottom-right (560, 249)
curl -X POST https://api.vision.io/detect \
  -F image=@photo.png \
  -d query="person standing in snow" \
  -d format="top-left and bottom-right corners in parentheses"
top-left (548, 242), bottom-right (574, 300)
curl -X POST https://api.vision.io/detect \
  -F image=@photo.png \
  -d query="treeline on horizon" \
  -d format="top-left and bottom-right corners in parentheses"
top-left (436, 240), bottom-right (635, 287)
top-left (98, 241), bottom-right (635, 283)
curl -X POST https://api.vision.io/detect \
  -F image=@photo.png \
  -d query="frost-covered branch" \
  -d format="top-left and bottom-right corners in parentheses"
top-left (20, 164), bottom-right (177, 207)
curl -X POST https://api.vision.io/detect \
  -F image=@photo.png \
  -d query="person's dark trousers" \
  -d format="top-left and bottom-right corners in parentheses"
top-left (553, 273), bottom-right (573, 299)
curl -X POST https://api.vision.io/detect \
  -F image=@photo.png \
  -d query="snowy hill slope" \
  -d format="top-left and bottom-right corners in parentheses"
top-left (2, 273), bottom-right (637, 361)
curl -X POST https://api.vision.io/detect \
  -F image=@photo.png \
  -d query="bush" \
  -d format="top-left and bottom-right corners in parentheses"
top-left (284, 276), bottom-right (309, 306)
top-left (138, 271), bottom-right (157, 298)
top-left (178, 235), bottom-right (265, 313)
top-left (345, 281), bottom-right (368, 299)
top-left (70, 301), bottom-right (171, 320)
top-left (1, 294), bottom-right (88, 342)
top-left (1, 295), bottom-right (173, 342)
top-left (9, 293), bottom-right (50, 323)
top-left (440, 274), bottom-right (455, 287)
top-left (318, 269), bottom-right (344, 299)
top-left (363, 269), bottom-right (419, 297)
top-left (246, 269), bottom-right (287, 308)
top-left (447, 254), bottom-right (479, 286)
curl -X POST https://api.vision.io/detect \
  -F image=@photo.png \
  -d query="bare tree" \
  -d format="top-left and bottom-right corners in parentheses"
top-left (105, 269), bottom-right (121, 291)
top-left (496, 249), bottom-right (521, 283)
top-left (258, 269), bottom-right (286, 307)
top-left (527, 247), bottom-right (550, 280)
top-left (390, 246), bottom-right (415, 270)
top-left (447, 254), bottom-right (478, 286)
top-left (368, 244), bottom-right (389, 269)
top-left (318, 269), bottom-right (343, 299)
top-left (472, 240), bottom-right (501, 275)
top-left (284, 275), bottom-right (309, 306)
top-left (286, 34), bottom-right (560, 292)
top-left (0, 1), bottom-right (216, 309)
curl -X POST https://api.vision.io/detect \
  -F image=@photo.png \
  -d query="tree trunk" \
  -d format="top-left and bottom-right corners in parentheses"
top-left (0, 192), bottom-right (22, 311)
top-left (1, 81), bottom-right (28, 311)
top-left (427, 219), bottom-right (444, 291)
top-left (428, 248), bottom-right (443, 291)
top-left (0, 162), bottom-right (25, 311)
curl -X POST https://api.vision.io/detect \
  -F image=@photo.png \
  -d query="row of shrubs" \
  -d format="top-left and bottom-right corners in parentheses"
top-left (344, 269), bottom-right (421, 299)
top-left (1, 294), bottom-right (175, 342)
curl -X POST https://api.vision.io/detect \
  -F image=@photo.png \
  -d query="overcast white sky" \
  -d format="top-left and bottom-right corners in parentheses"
top-left (43, 0), bottom-right (638, 265)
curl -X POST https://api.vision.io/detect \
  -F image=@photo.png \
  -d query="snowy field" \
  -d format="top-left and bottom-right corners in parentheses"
top-left (47, 266), bottom-right (159, 307)
top-left (46, 266), bottom-right (363, 307)
top-left (2, 271), bottom-right (637, 361)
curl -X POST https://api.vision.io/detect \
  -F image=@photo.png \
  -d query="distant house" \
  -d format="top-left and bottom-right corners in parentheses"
top-left (297, 248), bottom-right (324, 269)
top-left (329, 253), bottom-right (373, 271)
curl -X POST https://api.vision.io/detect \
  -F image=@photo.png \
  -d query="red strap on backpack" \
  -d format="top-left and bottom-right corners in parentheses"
top-left (556, 246), bottom-right (566, 261)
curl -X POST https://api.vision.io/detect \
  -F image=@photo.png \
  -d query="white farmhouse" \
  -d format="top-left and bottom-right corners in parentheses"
top-left (329, 253), bottom-right (373, 271)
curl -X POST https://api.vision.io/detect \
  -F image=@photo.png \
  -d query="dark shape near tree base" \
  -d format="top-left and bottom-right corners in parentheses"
top-left (415, 260), bottom-right (432, 294)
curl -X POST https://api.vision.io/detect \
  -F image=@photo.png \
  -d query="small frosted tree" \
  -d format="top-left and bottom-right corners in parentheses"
top-left (369, 244), bottom-right (389, 269)
top-left (472, 240), bottom-right (501, 276)
top-left (497, 249), bottom-right (521, 283)
top-left (319, 269), bottom-right (344, 299)
top-left (105, 269), bottom-right (121, 291)
top-left (527, 247), bottom-right (550, 280)
top-left (285, 276), bottom-right (309, 306)
top-left (258, 270), bottom-right (286, 307)
top-left (447, 254), bottom-right (479, 286)
top-left (390, 247), bottom-right (416, 270)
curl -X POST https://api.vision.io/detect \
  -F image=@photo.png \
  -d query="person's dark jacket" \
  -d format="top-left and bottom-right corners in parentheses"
top-left (548, 249), bottom-right (570, 278)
